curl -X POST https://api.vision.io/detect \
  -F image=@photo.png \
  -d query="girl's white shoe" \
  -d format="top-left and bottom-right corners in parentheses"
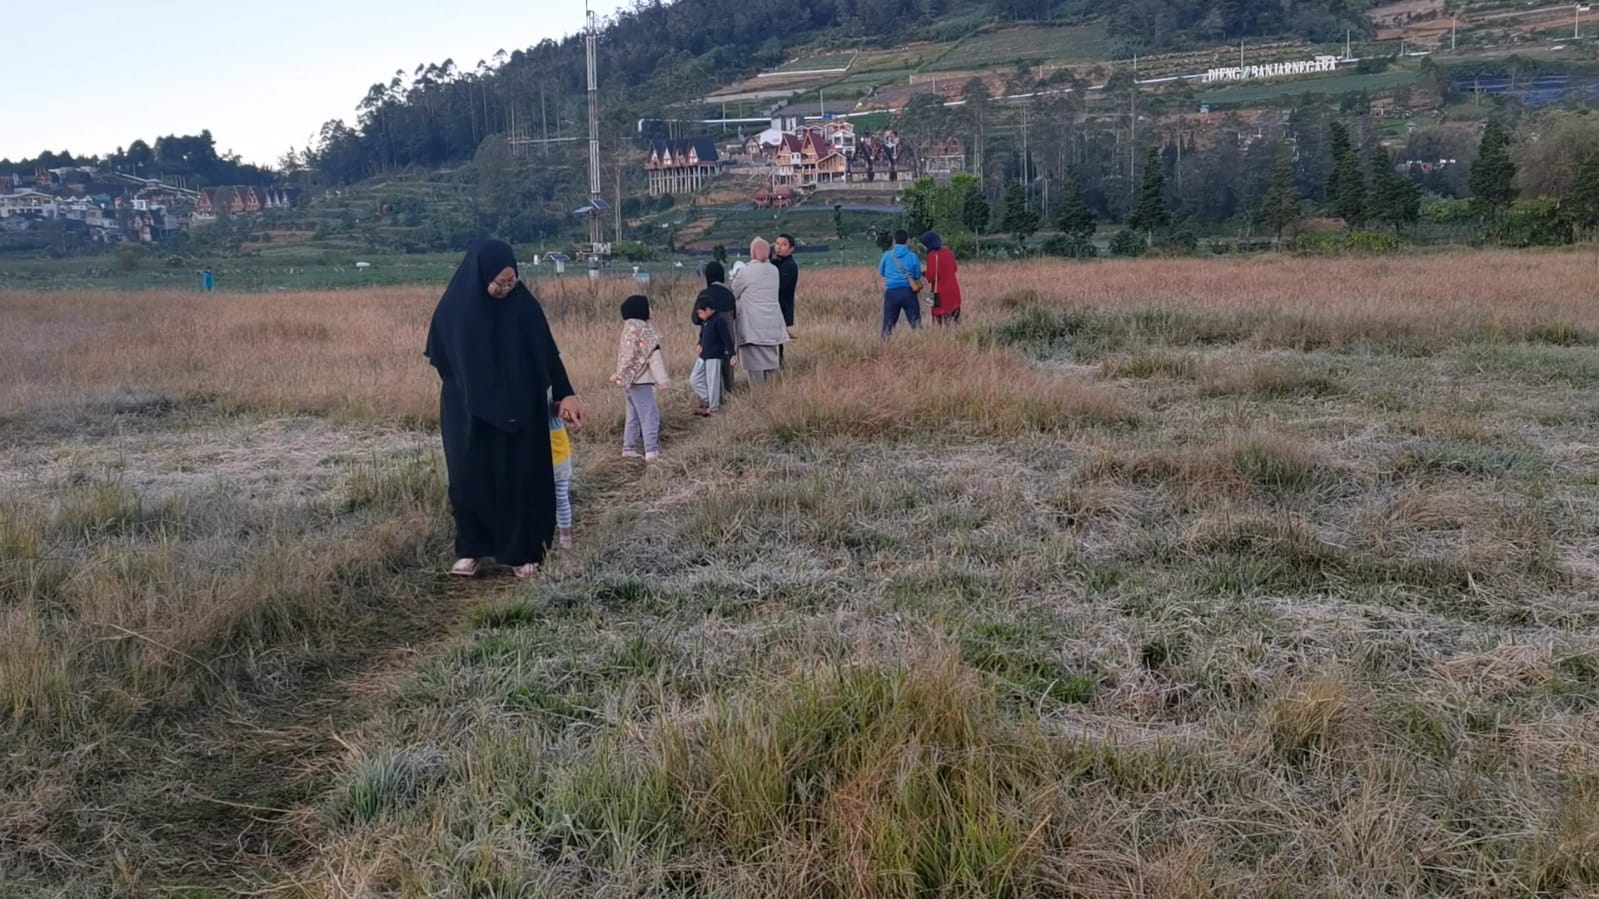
top-left (513, 563), bottom-right (539, 579)
top-left (449, 558), bottom-right (479, 577)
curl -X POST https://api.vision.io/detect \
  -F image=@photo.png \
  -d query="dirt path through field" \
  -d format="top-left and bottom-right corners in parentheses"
top-left (0, 398), bottom-right (644, 893)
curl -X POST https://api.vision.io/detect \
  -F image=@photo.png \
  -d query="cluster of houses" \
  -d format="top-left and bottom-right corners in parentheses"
top-left (645, 115), bottom-right (966, 206)
top-left (0, 167), bottom-right (298, 243)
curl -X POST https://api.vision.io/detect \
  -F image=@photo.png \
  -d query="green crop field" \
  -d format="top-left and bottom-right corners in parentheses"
top-left (852, 45), bottom-right (955, 73)
top-left (924, 23), bottom-right (1115, 72)
top-left (775, 52), bottom-right (856, 73)
top-left (1197, 69), bottom-right (1421, 106)
top-left (827, 69), bottom-right (914, 91)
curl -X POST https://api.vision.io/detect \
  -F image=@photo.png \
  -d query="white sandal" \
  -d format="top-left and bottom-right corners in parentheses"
top-left (449, 558), bottom-right (479, 577)
top-left (512, 563), bottom-right (539, 579)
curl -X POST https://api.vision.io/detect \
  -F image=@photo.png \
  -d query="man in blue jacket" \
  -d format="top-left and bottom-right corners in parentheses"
top-left (877, 229), bottom-right (922, 336)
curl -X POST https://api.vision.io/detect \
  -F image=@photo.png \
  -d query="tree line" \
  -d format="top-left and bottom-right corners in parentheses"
top-left (881, 95), bottom-right (1599, 259)
top-left (1, 131), bottom-right (275, 187)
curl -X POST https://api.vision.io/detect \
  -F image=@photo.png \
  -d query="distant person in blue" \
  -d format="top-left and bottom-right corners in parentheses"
top-left (877, 229), bottom-right (923, 336)
top-left (201, 268), bottom-right (214, 292)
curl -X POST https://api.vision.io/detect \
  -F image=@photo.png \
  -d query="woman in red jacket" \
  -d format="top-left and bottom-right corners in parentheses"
top-left (920, 230), bottom-right (962, 324)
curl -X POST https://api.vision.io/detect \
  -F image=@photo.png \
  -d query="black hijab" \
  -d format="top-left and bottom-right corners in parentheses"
top-left (621, 294), bottom-right (650, 321)
top-left (920, 230), bottom-right (943, 252)
top-left (693, 263), bottom-right (736, 322)
top-left (425, 240), bottom-right (549, 430)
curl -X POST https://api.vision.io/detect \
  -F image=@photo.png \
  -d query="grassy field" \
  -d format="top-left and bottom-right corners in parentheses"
top-left (1198, 69), bottom-right (1423, 107)
top-left (775, 53), bottom-right (857, 73)
top-left (4, 250), bottom-right (1599, 895)
top-left (925, 23), bottom-right (1116, 72)
top-left (0, 251), bottom-right (468, 292)
top-left (852, 45), bottom-right (954, 73)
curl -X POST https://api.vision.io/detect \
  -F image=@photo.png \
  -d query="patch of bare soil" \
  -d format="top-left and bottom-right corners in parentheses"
top-left (1369, 0), bottom-right (1451, 40)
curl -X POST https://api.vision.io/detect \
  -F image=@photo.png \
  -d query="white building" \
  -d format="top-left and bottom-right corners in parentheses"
top-left (0, 189), bottom-right (57, 218)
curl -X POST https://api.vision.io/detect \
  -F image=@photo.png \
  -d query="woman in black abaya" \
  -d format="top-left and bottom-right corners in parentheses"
top-left (425, 240), bottom-right (583, 578)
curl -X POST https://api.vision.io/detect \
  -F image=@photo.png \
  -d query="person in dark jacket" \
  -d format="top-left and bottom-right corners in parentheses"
top-left (691, 272), bottom-right (737, 415)
top-left (695, 261), bottom-right (737, 393)
top-left (424, 240), bottom-right (583, 580)
top-left (773, 233), bottom-right (799, 327)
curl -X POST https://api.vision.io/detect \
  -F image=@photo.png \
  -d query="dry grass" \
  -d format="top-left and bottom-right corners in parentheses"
top-left (3, 249), bottom-right (1596, 426)
top-left (4, 248), bottom-right (1599, 896)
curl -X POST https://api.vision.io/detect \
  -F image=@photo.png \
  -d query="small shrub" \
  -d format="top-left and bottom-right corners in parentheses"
top-left (1501, 197), bottom-right (1572, 248)
top-left (1267, 676), bottom-right (1360, 764)
top-left (1294, 231), bottom-right (1406, 255)
top-left (1157, 229), bottom-right (1200, 256)
top-left (1395, 440), bottom-right (1543, 478)
top-left (1341, 231), bottom-right (1407, 255)
top-left (1109, 229), bottom-right (1146, 257)
top-left (1228, 435), bottom-right (1332, 492)
top-left (327, 745), bottom-right (447, 827)
top-left (113, 243), bottom-right (142, 273)
top-left (1042, 233), bottom-right (1097, 258)
top-left (1100, 349), bottom-right (1199, 380)
top-left (1524, 321), bottom-right (1594, 347)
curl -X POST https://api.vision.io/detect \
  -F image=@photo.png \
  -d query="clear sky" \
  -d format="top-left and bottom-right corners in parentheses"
top-left (0, 0), bottom-right (627, 166)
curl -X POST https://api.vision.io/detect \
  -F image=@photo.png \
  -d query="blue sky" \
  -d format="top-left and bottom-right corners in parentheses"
top-left (1, 0), bottom-right (627, 165)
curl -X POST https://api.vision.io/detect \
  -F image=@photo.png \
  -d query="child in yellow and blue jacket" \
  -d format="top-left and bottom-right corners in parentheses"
top-left (550, 397), bottom-right (574, 549)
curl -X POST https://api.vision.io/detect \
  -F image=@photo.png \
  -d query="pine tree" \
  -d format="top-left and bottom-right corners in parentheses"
top-left (999, 181), bottom-right (1040, 249)
top-left (1366, 146), bottom-right (1399, 228)
top-left (1058, 176), bottom-right (1096, 242)
top-left (1261, 151), bottom-right (1302, 244)
top-left (1050, 175), bottom-right (1097, 258)
top-left (1126, 147), bottom-right (1171, 244)
top-left (905, 187), bottom-right (933, 238)
top-left (1326, 122), bottom-right (1367, 230)
top-left (1469, 119), bottom-right (1517, 238)
top-left (1326, 121), bottom-right (1352, 207)
top-left (1368, 147), bottom-right (1421, 234)
top-left (1568, 154), bottom-right (1599, 241)
top-left (961, 185), bottom-right (991, 236)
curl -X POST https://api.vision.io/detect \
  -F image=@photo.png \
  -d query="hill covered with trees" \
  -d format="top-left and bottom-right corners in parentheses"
top-left (297, 0), bottom-right (1377, 184)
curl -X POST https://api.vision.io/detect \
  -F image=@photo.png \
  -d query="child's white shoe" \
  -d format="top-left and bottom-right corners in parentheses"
top-left (622, 449), bottom-right (643, 459)
top-left (449, 558), bottom-right (479, 577)
top-left (513, 563), bottom-right (539, 579)
top-left (559, 528), bottom-right (574, 549)
top-left (644, 451), bottom-right (660, 462)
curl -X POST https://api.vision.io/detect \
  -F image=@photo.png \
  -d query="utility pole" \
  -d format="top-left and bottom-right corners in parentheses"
top-left (1129, 59), bottom-right (1137, 201)
top-left (540, 83), bottom-right (549, 157)
top-left (1020, 101), bottom-right (1029, 199)
top-left (585, 1), bottom-right (604, 280)
top-left (1452, 17), bottom-right (1457, 51)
